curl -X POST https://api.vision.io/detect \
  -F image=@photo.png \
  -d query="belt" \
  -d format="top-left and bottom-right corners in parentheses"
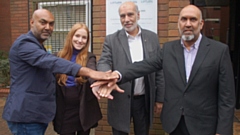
top-left (133, 94), bottom-right (145, 99)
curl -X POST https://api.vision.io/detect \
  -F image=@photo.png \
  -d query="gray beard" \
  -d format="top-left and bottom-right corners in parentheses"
top-left (181, 35), bottom-right (194, 41)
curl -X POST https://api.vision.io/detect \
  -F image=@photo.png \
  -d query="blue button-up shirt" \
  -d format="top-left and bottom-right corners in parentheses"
top-left (181, 34), bottom-right (202, 82)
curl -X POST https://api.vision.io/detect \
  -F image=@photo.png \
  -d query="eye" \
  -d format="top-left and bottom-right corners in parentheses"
top-left (181, 17), bottom-right (187, 22)
top-left (40, 21), bottom-right (46, 25)
top-left (49, 22), bottom-right (54, 26)
top-left (127, 13), bottom-right (134, 17)
top-left (74, 34), bottom-right (80, 38)
top-left (190, 18), bottom-right (197, 22)
top-left (120, 14), bottom-right (126, 18)
top-left (82, 36), bottom-right (87, 39)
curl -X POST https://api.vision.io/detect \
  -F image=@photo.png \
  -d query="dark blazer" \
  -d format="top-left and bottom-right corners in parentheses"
top-left (97, 28), bottom-right (165, 133)
top-left (53, 52), bottom-right (102, 132)
top-left (118, 36), bottom-right (235, 135)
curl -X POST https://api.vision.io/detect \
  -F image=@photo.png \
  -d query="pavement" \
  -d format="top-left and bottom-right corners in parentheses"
top-left (0, 96), bottom-right (240, 135)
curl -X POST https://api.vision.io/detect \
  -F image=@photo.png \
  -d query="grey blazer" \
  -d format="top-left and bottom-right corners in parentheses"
top-left (118, 36), bottom-right (235, 135)
top-left (97, 28), bottom-right (165, 133)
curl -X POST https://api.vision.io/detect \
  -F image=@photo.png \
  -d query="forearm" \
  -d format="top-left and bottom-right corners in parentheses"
top-left (77, 67), bottom-right (94, 77)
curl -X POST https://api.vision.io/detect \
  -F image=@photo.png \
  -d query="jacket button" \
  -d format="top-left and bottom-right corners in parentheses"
top-left (128, 95), bottom-right (131, 98)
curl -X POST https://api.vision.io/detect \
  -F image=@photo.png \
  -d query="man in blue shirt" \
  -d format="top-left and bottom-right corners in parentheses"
top-left (2, 9), bottom-right (117, 135)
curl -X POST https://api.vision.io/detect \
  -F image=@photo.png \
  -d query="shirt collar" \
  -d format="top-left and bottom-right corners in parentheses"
top-left (125, 26), bottom-right (141, 38)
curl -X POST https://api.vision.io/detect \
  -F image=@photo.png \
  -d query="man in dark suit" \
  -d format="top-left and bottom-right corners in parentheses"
top-left (94, 1), bottom-right (164, 135)
top-left (93, 5), bottom-right (235, 135)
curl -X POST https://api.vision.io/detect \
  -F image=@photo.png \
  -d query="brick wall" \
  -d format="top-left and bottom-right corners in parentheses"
top-left (0, 1), bottom-right (11, 51)
top-left (92, 0), bottom-right (189, 135)
top-left (0, 0), bottom-right (29, 52)
top-left (10, 0), bottom-right (29, 45)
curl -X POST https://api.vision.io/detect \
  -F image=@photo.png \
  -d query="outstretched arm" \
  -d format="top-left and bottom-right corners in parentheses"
top-left (77, 67), bottom-right (118, 81)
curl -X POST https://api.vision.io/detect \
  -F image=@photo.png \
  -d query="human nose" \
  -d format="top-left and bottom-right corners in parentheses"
top-left (45, 23), bottom-right (50, 30)
top-left (185, 19), bottom-right (191, 26)
top-left (124, 15), bottom-right (130, 22)
top-left (78, 37), bottom-right (83, 43)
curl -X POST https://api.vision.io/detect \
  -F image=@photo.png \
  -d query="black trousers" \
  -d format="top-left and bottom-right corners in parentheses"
top-left (112, 95), bottom-right (149, 135)
top-left (60, 129), bottom-right (90, 135)
top-left (170, 116), bottom-right (190, 135)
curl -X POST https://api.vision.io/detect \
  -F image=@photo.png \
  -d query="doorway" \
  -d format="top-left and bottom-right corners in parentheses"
top-left (230, 0), bottom-right (240, 109)
top-left (191, 0), bottom-right (240, 108)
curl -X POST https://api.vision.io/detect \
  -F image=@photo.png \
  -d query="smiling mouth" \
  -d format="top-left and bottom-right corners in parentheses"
top-left (125, 24), bottom-right (132, 27)
top-left (42, 33), bottom-right (50, 36)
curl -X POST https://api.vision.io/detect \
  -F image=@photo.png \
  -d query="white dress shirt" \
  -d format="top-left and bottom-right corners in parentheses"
top-left (126, 29), bottom-right (145, 95)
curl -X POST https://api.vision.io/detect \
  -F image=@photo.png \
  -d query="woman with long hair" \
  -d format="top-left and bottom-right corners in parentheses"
top-left (53, 23), bottom-right (102, 135)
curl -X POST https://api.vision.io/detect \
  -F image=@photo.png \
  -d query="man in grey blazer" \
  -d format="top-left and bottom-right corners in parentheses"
top-left (96, 1), bottom-right (164, 135)
top-left (93, 5), bottom-right (235, 135)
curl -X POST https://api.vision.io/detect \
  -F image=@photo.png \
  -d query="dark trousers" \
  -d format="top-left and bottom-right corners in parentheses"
top-left (112, 95), bottom-right (149, 135)
top-left (60, 129), bottom-right (90, 135)
top-left (7, 121), bottom-right (48, 135)
top-left (170, 116), bottom-right (190, 135)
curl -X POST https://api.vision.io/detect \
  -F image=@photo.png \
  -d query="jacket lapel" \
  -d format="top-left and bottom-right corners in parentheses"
top-left (174, 40), bottom-right (187, 84)
top-left (28, 31), bottom-right (47, 51)
top-left (118, 29), bottom-right (132, 63)
top-left (141, 30), bottom-right (149, 59)
top-left (186, 36), bottom-right (210, 89)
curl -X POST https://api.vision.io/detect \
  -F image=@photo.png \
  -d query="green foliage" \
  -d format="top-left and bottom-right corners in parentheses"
top-left (0, 51), bottom-right (10, 88)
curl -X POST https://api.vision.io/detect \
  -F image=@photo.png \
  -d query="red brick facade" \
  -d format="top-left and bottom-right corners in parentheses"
top-left (0, 1), bottom-right (12, 51)
top-left (0, 0), bottom-right (190, 134)
top-left (0, 0), bottom-right (29, 51)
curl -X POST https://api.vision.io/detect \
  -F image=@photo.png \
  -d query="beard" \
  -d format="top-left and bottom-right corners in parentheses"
top-left (181, 34), bottom-right (194, 41)
top-left (124, 21), bottom-right (138, 32)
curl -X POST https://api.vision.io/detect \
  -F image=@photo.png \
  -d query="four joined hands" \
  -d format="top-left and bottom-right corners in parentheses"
top-left (91, 71), bottom-right (124, 100)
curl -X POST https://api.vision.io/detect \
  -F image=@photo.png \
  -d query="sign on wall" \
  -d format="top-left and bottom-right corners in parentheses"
top-left (106, 0), bottom-right (157, 35)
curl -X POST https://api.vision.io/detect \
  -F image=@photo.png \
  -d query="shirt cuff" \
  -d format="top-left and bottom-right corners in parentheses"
top-left (113, 70), bottom-right (122, 82)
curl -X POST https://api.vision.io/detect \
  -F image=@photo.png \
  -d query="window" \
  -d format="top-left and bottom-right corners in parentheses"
top-left (38, 0), bottom-right (91, 53)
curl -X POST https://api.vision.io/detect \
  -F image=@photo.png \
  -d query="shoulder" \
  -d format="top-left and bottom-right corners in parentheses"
top-left (15, 31), bottom-right (41, 47)
top-left (141, 28), bottom-right (157, 35)
top-left (141, 28), bottom-right (158, 39)
top-left (203, 36), bottom-right (226, 45)
top-left (11, 31), bottom-right (42, 52)
top-left (106, 29), bottom-right (125, 38)
top-left (163, 39), bottom-right (180, 46)
top-left (21, 31), bottom-right (39, 43)
top-left (201, 36), bottom-right (228, 50)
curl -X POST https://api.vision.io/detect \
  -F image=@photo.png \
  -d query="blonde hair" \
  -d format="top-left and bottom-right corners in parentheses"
top-left (56, 23), bottom-right (90, 86)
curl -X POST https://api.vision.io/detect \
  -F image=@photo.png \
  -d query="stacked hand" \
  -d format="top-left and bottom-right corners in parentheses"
top-left (91, 72), bottom-right (124, 100)
top-left (79, 67), bottom-right (120, 81)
